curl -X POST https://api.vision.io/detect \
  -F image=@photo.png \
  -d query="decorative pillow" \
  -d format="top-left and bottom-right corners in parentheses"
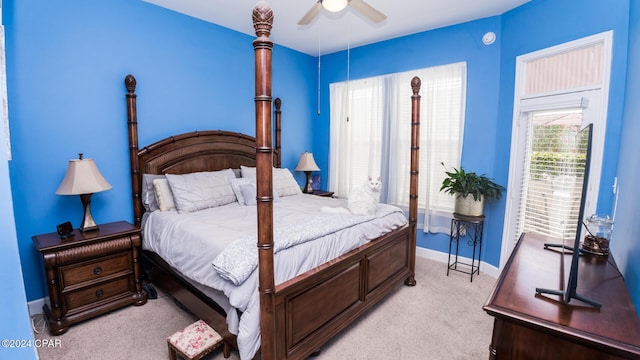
top-left (241, 166), bottom-right (302, 197)
top-left (152, 178), bottom-right (176, 211)
top-left (231, 178), bottom-right (281, 206)
top-left (142, 174), bottom-right (165, 212)
top-left (165, 169), bottom-right (236, 213)
top-left (240, 165), bottom-right (256, 178)
top-left (273, 168), bottom-right (302, 197)
top-left (230, 177), bottom-right (256, 205)
top-left (239, 184), bottom-right (257, 206)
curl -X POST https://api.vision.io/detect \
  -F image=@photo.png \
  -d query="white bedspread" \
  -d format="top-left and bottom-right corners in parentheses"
top-left (142, 194), bottom-right (407, 360)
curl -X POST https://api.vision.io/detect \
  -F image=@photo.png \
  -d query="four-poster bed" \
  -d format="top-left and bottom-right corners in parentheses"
top-left (123, 2), bottom-right (422, 359)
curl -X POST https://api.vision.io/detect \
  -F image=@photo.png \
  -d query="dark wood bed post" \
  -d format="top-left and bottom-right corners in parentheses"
top-left (274, 97), bottom-right (282, 168)
top-left (253, 2), bottom-right (277, 359)
top-left (273, 98), bottom-right (282, 168)
top-left (125, 74), bottom-right (143, 228)
top-left (406, 76), bottom-right (421, 286)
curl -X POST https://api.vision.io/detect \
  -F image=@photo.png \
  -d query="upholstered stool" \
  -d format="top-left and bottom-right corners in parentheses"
top-left (167, 320), bottom-right (230, 360)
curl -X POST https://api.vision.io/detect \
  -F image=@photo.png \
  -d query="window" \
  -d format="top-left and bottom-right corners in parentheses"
top-left (519, 108), bottom-right (587, 241)
top-left (501, 32), bottom-right (612, 266)
top-left (328, 62), bottom-right (466, 233)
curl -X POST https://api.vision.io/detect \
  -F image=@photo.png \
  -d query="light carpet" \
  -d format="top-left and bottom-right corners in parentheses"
top-left (33, 257), bottom-right (496, 359)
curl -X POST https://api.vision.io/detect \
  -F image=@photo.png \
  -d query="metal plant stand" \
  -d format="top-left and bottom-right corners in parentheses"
top-left (447, 213), bottom-right (485, 282)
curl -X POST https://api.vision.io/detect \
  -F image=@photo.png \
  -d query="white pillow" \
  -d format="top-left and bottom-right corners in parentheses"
top-left (273, 168), bottom-right (302, 197)
top-left (152, 178), bottom-right (176, 211)
top-left (239, 184), bottom-right (257, 206)
top-left (142, 174), bottom-right (165, 212)
top-left (231, 178), bottom-right (281, 206)
top-left (240, 165), bottom-right (256, 178)
top-left (230, 177), bottom-right (256, 206)
top-left (165, 169), bottom-right (236, 213)
top-left (240, 166), bottom-right (302, 197)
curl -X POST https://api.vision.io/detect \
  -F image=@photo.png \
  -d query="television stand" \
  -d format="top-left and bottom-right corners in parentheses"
top-left (535, 286), bottom-right (602, 308)
top-left (543, 242), bottom-right (574, 252)
top-left (536, 241), bottom-right (601, 308)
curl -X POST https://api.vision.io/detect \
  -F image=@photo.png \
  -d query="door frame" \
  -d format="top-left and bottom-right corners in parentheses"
top-left (500, 31), bottom-right (613, 268)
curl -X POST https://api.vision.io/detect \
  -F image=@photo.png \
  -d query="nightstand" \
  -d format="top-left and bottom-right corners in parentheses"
top-left (311, 190), bottom-right (334, 197)
top-left (32, 221), bottom-right (147, 335)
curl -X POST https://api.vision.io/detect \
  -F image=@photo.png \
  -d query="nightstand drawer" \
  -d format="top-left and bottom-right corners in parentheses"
top-left (59, 252), bottom-right (132, 289)
top-left (64, 276), bottom-right (133, 312)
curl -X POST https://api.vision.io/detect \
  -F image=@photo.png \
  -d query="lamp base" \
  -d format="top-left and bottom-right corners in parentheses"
top-left (79, 193), bottom-right (99, 232)
top-left (303, 171), bottom-right (313, 193)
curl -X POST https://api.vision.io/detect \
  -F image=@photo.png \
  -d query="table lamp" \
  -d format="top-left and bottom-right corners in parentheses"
top-left (56, 153), bottom-right (112, 232)
top-left (294, 152), bottom-right (320, 193)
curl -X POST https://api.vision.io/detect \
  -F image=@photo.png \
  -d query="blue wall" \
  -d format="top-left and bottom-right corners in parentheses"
top-left (4, 0), bottom-right (316, 302)
top-left (613, 0), bottom-right (640, 312)
top-left (3, 0), bottom-right (638, 344)
top-left (0, 78), bottom-right (35, 359)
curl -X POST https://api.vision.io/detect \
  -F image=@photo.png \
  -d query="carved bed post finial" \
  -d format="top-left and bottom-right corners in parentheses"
top-left (253, 1), bottom-right (277, 359)
top-left (406, 76), bottom-right (421, 287)
top-left (252, 1), bottom-right (274, 39)
top-left (411, 76), bottom-right (421, 96)
top-left (125, 74), bottom-right (137, 94)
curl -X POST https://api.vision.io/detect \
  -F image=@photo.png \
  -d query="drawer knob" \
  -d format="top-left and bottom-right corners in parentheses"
top-left (95, 289), bottom-right (104, 298)
top-left (93, 267), bottom-right (103, 275)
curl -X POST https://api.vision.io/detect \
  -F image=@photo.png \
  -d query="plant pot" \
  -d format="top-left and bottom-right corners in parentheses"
top-left (455, 194), bottom-right (484, 217)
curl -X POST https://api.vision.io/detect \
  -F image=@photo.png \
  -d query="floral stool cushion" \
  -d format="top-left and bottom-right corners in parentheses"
top-left (167, 320), bottom-right (229, 360)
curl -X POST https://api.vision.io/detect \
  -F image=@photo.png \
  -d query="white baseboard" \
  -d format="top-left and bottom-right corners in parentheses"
top-left (26, 248), bottom-right (498, 317)
top-left (28, 298), bottom-right (46, 317)
top-left (416, 247), bottom-right (500, 279)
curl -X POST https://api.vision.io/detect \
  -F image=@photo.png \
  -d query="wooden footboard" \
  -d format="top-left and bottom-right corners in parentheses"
top-left (141, 224), bottom-right (412, 360)
top-left (274, 225), bottom-right (412, 359)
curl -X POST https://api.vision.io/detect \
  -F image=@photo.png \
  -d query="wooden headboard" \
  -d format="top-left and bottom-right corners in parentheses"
top-left (124, 74), bottom-right (282, 226)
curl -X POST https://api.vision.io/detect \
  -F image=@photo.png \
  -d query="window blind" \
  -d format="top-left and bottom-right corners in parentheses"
top-left (515, 109), bottom-right (586, 243)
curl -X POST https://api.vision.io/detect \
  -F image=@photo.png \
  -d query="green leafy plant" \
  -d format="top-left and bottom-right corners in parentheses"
top-left (440, 163), bottom-right (505, 201)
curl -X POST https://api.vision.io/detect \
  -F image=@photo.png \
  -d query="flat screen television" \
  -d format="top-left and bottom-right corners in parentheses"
top-left (535, 123), bottom-right (600, 308)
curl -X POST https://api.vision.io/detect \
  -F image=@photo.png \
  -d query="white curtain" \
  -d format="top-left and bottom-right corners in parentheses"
top-left (328, 76), bottom-right (385, 198)
top-left (388, 63), bottom-right (466, 233)
top-left (329, 63), bottom-right (466, 234)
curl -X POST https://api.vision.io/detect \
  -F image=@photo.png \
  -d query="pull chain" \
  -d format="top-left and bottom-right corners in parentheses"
top-left (346, 19), bottom-right (350, 122)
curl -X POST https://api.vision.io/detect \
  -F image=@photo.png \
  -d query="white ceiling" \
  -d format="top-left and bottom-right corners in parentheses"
top-left (143, 0), bottom-right (530, 56)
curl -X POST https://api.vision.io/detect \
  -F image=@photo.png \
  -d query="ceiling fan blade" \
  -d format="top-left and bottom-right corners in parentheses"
top-left (349, 0), bottom-right (387, 23)
top-left (298, 2), bottom-right (323, 25)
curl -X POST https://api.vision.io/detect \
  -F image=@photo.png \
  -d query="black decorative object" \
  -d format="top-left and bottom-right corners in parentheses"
top-left (56, 221), bottom-right (74, 239)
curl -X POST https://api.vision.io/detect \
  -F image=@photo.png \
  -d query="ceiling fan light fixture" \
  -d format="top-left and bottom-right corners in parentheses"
top-left (322, 0), bottom-right (348, 13)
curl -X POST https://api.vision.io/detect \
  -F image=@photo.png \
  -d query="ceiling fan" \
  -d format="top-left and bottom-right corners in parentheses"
top-left (298, 0), bottom-right (387, 25)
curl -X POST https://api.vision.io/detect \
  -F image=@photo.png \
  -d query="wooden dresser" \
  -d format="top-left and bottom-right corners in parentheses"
top-left (483, 232), bottom-right (640, 359)
top-left (33, 221), bottom-right (147, 335)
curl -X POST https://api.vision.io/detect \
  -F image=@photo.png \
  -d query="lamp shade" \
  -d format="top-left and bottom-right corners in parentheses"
top-left (295, 152), bottom-right (320, 172)
top-left (56, 156), bottom-right (112, 195)
top-left (322, 0), bottom-right (348, 12)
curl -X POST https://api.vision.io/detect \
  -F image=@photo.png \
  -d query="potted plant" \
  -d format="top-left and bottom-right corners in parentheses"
top-left (440, 163), bottom-right (505, 217)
